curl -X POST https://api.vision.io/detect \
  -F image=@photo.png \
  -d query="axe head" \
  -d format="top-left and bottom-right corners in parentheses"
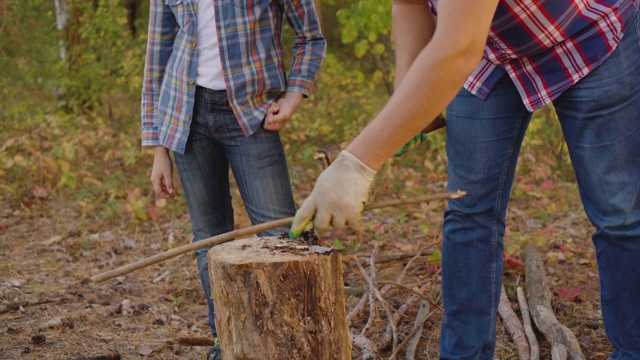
top-left (314, 140), bottom-right (351, 170)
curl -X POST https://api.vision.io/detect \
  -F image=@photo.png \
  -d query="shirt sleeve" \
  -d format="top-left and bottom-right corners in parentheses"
top-left (141, 0), bottom-right (178, 147)
top-left (281, 0), bottom-right (327, 97)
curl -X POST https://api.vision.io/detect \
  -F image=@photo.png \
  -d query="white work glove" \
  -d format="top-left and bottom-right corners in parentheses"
top-left (289, 150), bottom-right (377, 238)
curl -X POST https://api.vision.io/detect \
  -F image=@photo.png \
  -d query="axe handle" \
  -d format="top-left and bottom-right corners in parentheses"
top-left (422, 113), bottom-right (446, 134)
top-left (90, 190), bottom-right (465, 283)
top-left (315, 114), bottom-right (446, 170)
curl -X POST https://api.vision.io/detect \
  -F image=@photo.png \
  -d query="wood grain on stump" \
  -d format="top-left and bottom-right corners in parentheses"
top-left (208, 236), bottom-right (352, 360)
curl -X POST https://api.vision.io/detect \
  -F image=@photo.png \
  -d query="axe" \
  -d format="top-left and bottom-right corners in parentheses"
top-left (314, 114), bottom-right (446, 170)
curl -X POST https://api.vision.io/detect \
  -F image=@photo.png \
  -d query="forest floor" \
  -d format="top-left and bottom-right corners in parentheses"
top-left (0, 160), bottom-right (615, 360)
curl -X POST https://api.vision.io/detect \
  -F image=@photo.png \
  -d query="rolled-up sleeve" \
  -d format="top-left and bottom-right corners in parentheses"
top-left (281, 0), bottom-right (327, 96)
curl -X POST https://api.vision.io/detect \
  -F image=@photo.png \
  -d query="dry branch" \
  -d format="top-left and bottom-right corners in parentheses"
top-left (361, 244), bottom-right (379, 336)
top-left (350, 333), bottom-right (378, 360)
top-left (523, 244), bottom-right (585, 360)
top-left (404, 301), bottom-right (431, 360)
top-left (0, 298), bottom-right (64, 314)
top-left (347, 290), bottom-right (370, 326)
top-left (175, 337), bottom-right (217, 347)
top-left (498, 285), bottom-right (530, 360)
top-left (69, 353), bottom-right (121, 360)
top-left (353, 260), bottom-right (400, 355)
top-left (91, 192), bottom-right (466, 283)
top-left (517, 286), bottom-right (540, 360)
top-left (387, 306), bottom-right (435, 360)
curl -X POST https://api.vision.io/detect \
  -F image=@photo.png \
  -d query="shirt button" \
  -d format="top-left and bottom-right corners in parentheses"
top-left (186, 115), bottom-right (191, 120)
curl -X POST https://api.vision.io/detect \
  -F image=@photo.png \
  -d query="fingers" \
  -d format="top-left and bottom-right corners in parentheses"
top-left (313, 208), bottom-right (332, 235)
top-left (264, 99), bottom-right (292, 131)
top-left (163, 171), bottom-right (175, 198)
top-left (151, 172), bottom-right (174, 199)
top-left (151, 174), bottom-right (165, 197)
top-left (263, 119), bottom-right (286, 131)
top-left (290, 199), bottom-right (316, 238)
top-left (264, 112), bottom-right (289, 131)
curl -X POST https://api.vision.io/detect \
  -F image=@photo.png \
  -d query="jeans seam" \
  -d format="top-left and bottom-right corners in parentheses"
top-left (635, 11), bottom-right (640, 50)
top-left (487, 112), bottom-right (527, 349)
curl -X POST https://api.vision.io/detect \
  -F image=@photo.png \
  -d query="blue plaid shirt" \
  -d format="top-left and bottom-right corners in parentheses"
top-left (141, 0), bottom-right (326, 154)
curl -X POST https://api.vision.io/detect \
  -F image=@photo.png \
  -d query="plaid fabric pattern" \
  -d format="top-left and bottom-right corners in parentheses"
top-left (141, 0), bottom-right (326, 154)
top-left (429, 0), bottom-right (639, 111)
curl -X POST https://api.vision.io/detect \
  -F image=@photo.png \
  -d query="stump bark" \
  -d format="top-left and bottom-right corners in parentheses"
top-left (208, 236), bottom-right (352, 360)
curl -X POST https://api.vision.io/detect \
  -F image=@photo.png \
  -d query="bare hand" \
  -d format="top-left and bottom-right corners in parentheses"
top-left (150, 146), bottom-right (175, 199)
top-left (263, 92), bottom-right (303, 131)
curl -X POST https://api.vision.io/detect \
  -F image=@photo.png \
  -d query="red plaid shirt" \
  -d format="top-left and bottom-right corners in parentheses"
top-left (429, 0), bottom-right (639, 111)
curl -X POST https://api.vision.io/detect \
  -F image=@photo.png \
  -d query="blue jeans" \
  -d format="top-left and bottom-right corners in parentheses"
top-left (174, 87), bottom-right (296, 336)
top-left (440, 11), bottom-right (640, 360)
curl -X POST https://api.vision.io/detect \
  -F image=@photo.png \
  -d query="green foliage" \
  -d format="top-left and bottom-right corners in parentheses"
top-left (520, 105), bottom-right (573, 181)
top-left (334, 0), bottom-right (394, 93)
top-left (284, 53), bottom-right (389, 148)
top-left (60, 0), bottom-right (145, 113)
top-left (0, 0), bottom-right (575, 229)
top-left (0, 0), bottom-right (60, 116)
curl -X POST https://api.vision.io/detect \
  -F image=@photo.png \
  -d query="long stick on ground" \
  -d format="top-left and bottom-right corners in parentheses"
top-left (91, 191), bottom-right (466, 283)
top-left (517, 286), bottom-right (540, 360)
top-left (498, 285), bottom-right (530, 360)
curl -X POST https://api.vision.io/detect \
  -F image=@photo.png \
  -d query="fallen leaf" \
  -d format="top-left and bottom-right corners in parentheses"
top-left (540, 226), bottom-right (557, 236)
top-left (45, 316), bottom-right (64, 328)
top-left (540, 178), bottom-right (557, 191)
top-left (425, 263), bottom-right (439, 275)
top-left (427, 249), bottom-right (441, 262)
top-left (557, 286), bottom-right (583, 301)
top-left (503, 252), bottom-right (524, 267)
top-left (6, 279), bottom-right (22, 287)
top-left (43, 235), bottom-right (63, 246)
top-left (393, 241), bottom-right (413, 252)
top-left (135, 344), bottom-right (153, 356)
top-left (31, 186), bottom-right (49, 199)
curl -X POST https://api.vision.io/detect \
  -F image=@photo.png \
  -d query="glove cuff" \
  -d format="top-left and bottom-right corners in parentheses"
top-left (339, 150), bottom-right (377, 182)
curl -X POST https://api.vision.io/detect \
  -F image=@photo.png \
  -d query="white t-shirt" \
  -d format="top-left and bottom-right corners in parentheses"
top-left (195, 0), bottom-right (226, 90)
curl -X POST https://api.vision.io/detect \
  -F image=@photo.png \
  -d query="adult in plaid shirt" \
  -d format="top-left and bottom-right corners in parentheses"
top-left (141, 0), bottom-right (325, 358)
top-left (291, 0), bottom-right (640, 358)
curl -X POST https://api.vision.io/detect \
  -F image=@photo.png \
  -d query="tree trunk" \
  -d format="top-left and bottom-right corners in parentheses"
top-left (54, 0), bottom-right (68, 60)
top-left (125, 0), bottom-right (143, 37)
top-left (208, 236), bottom-right (352, 360)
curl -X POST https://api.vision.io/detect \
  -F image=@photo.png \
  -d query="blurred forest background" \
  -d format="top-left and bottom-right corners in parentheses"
top-left (3, 1), bottom-right (607, 359)
top-left (0, 0), bottom-right (572, 218)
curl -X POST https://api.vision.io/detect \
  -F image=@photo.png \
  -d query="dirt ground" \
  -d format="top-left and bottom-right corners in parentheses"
top-left (0, 173), bottom-right (615, 359)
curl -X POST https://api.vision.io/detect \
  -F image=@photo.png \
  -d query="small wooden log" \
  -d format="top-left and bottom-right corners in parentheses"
top-left (498, 285), bottom-right (530, 360)
top-left (522, 244), bottom-right (585, 360)
top-left (517, 286), bottom-right (540, 360)
top-left (208, 236), bottom-right (352, 360)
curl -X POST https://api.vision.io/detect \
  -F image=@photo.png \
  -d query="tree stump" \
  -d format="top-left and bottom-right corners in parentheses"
top-left (208, 236), bottom-right (352, 360)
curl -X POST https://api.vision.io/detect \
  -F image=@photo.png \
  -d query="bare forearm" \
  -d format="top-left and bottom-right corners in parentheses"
top-left (347, 0), bottom-right (500, 170)
top-left (392, 0), bottom-right (435, 89)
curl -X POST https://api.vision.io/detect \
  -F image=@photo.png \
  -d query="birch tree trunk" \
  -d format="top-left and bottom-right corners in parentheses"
top-left (54, 0), bottom-right (68, 60)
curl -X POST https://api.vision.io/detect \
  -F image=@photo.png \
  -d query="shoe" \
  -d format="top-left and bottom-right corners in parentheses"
top-left (206, 338), bottom-right (222, 360)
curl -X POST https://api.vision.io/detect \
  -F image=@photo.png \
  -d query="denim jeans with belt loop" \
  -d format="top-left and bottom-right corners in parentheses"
top-left (439, 10), bottom-right (640, 360)
top-left (173, 87), bottom-right (296, 336)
